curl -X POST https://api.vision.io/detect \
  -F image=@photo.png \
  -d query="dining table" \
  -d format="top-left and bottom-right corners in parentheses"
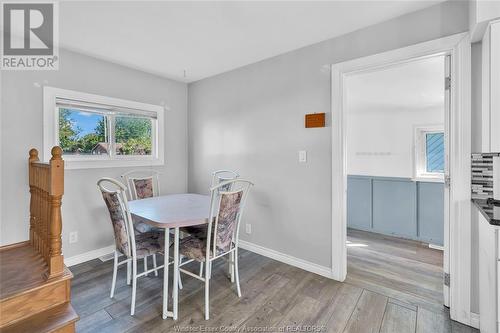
top-left (128, 193), bottom-right (211, 320)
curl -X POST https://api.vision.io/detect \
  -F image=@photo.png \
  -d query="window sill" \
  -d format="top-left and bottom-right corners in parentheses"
top-left (412, 176), bottom-right (444, 183)
top-left (64, 158), bottom-right (164, 170)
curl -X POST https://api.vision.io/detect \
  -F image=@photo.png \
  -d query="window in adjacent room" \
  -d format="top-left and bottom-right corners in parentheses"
top-left (44, 87), bottom-right (164, 169)
top-left (414, 125), bottom-right (445, 180)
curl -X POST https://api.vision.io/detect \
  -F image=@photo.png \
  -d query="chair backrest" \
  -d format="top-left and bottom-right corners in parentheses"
top-left (97, 178), bottom-right (136, 258)
top-left (206, 179), bottom-right (253, 259)
top-left (121, 170), bottom-right (161, 200)
top-left (211, 170), bottom-right (239, 193)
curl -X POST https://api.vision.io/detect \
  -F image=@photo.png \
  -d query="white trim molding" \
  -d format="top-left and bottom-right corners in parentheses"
top-left (64, 245), bottom-right (115, 267)
top-left (470, 312), bottom-right (480, 329)
top-left (331, 33), bottom-right (471, 326)
top-left (65, 241), bottom-right (335, 281)
top-left (238, 240), bottom-right (333, 279)
top-left (43, 86), bottom-right (165, 169)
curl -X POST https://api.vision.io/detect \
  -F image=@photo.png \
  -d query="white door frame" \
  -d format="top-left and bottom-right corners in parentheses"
top-left (331, 33), bottom-right (471, 325)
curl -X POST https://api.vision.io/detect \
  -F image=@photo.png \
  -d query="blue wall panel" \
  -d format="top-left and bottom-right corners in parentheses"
top-left (347, 177), bottom-right (372, 230)
top-left (347, 175), bottom-right (444, 245)
top-left (372, 179), bottom-right (417, 238)
top-left (417, 182), bottom-right (444, 245)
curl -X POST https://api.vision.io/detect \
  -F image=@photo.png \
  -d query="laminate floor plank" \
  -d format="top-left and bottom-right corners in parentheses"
top-left (347, 229), bottom-right (443, 305)
top-left (379, 302), bottom-right (417, 333)
top-left (343, 289), bottom-right (388, 333)
top-left (323, 284), bottom-right (363, 333)
top-left (416, 307), bottom-right (452, 333)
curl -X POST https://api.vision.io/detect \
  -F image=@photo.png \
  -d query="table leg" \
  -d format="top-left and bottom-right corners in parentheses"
top-left (173, 227), bottom-right (180, 320)
top-left (163, 227), bottom-right (170, 319)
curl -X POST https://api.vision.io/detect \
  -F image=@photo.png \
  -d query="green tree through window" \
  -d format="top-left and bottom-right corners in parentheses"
top-left (58, 109), bottom-right (152, 156)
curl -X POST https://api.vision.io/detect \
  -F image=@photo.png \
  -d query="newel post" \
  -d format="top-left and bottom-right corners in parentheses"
top-left (47, 146), bottom-right (64, 278)
top-left (28, 148), bottom-right (39, 246)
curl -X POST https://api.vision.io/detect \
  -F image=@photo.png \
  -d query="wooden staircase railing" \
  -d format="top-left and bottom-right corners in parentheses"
top-left (0, 147), bottom-right (78, 333)
top-left (29, 147), bottom-right (65, 279)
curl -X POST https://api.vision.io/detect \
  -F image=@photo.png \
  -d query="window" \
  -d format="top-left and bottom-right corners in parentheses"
top-left (44, 87), bottom-right (164, 169)
top-left (425, 132), bottom-right (444, 173)
top-left (414, 125), bottom-right (445, 181)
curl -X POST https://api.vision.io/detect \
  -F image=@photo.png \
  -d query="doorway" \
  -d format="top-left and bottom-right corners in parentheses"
top-left (344, 54), bottom-right (448, 306)
top-left (330, 33), bottom-right (471, 325)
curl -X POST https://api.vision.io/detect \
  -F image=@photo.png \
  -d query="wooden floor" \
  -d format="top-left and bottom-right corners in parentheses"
top-left (71, 230), bottom-right (477, 333)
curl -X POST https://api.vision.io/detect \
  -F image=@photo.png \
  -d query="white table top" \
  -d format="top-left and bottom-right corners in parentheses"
top-left (128, 193), bottom-right (210, 228)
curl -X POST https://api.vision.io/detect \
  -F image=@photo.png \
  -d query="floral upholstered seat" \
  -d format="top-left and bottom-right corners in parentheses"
top-left (133, 215), bottom-right (158, 234)
top-left (177, 191), bottom-right (242, 261)
top-left (178, 235), bottom-right (214, 261)
top-left (135, 232), bottom-right (169, 258)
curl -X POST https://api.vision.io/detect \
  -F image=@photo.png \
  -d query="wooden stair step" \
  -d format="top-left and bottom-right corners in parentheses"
top-left (0, 302), bottom-right (79, 333)
top-left (0, 242), bottom-right (73, 328)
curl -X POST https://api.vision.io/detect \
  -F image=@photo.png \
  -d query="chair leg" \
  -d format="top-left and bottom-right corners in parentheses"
top-left (204, 259), bottom-right (210, 320)
top-left (153, 254), bottom-right (158, 277)
top-left (127, 260), bottom-right (131, 285)
top-left (178, 256), bottom-right (183, 290)
top-left (131, 258), bottom-right (138, 316)
top-left (199, 262), bottom-right (204, 277)
top-left (230, 251), bottom-right (235, 283)
top-left (234, 249), bottom-right (241, 297)
top-left (144, 256), bottom-right (148, 277)
top-left (110, 250), bottom-right (118, 298)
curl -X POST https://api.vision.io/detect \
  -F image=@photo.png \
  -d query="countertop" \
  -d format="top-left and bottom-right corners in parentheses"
top-left (472, 198), bottom-right (500, 226)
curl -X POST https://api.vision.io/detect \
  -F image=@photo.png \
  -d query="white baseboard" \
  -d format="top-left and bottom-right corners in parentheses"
top-left (428, 243), bottom-right (444, 251)
top-left (64, 245), bottom-right (115, 267)
top-left (238, 240), bottom-right (333, 279)
top-left (470, 312), bottom-right (480, 329)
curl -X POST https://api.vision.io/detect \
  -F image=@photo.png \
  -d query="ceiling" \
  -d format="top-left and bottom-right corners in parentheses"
top-left (59, 1), bottom-right (444, 83)
top-left (346, 55), bottom-right (445, 112)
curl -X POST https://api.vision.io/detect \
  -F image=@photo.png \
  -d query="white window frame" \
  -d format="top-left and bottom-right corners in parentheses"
top-left (43, 87), bottom-right (165, 169)
top-left (414, 124), bottom-right (445, 182)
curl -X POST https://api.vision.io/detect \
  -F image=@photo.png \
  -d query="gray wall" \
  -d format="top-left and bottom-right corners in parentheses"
top-left (0, 49), bottom-right (188, 258)
top-left (188, 0), bottom-right (469, 269)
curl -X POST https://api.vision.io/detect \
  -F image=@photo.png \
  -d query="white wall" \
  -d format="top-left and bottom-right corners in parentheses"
top-left (346, 106), bottom-right (443, 178)
top-left (188, 1), bottom-right (469, 269)
top-left (0, 49), bottom-right (188, 258)
top-left (346, 56), bottom-right (445, 178)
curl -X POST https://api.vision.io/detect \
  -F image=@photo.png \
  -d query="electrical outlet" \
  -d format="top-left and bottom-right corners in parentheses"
top-left (69, 231), bottom-right (78, 244)
top-left (245, 224), bottom-right (252, 234)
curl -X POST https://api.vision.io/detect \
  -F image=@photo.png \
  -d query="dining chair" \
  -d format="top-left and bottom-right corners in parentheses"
top-left (181, 169), bottom-right (240, 277)
top-left (121, 170), bottom-right (161, 276)
top-left (211, 170), bottom-right (240, 193)
top-left (177, 179), bottom-right (253, 320)
top-left (98, 177), bottom-right (177, 316)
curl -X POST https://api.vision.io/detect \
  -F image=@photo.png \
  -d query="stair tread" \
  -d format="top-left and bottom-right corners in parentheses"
top-left (0, 242), bottom-right (72, 301)
top-left (0, 302), bottom-right (79, 333)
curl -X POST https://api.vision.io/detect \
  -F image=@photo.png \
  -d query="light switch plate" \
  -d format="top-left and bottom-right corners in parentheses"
top-left (245, 224), bottom-right (252, 234)
top-left (299, 150), bottom-right (307, 163)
